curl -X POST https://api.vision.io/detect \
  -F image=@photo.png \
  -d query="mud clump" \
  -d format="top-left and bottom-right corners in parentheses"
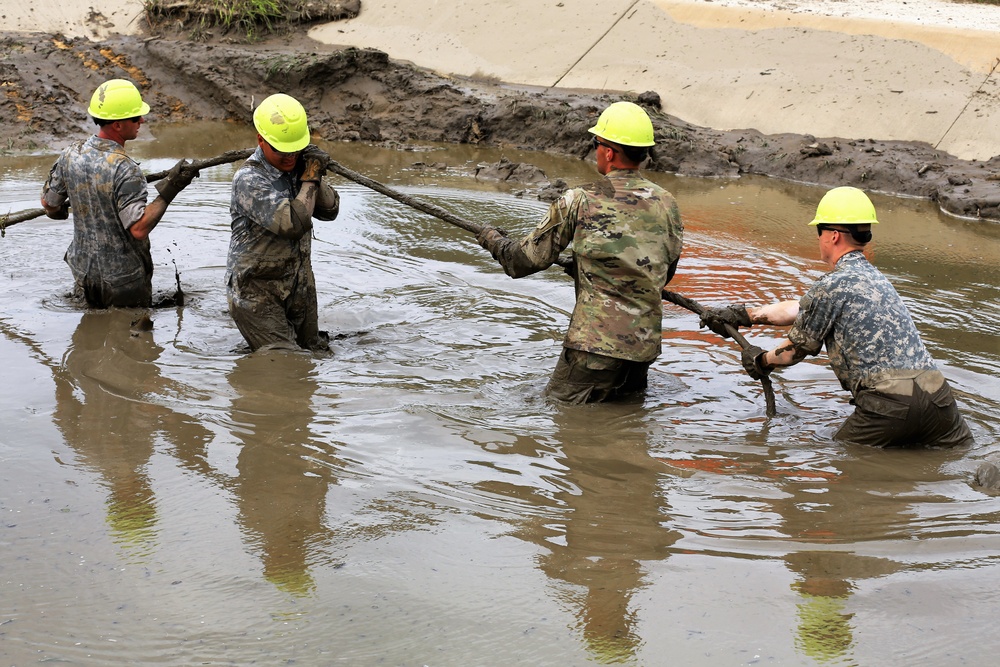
top-left (0, 29), bottom-right (997, 221)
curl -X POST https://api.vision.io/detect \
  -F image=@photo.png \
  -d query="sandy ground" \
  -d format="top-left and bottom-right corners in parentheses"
top-left (2, 0), bottom-right (145, 38)
top-left (5, 0), bottom-right (999, 161)
top-left (309, 0), bottom-right (1000, 161)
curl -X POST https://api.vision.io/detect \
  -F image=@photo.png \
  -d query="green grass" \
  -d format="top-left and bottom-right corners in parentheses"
top-left (212, 0), bottom-right (283, 39)
top-left (143, 0), bottom-right (286, 40)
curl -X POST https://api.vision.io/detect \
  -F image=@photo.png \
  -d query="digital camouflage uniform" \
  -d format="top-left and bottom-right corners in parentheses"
top-left (789, 250), bottom-right (973, 447)
top-left (226, 147), bottom-right (339, 352)
top-left (483, 169), bottom-right (683, 403)
top-left (41, 135), bottom-right (153, 307)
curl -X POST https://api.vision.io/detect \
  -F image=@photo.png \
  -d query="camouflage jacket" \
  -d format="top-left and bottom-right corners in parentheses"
top-left (226, 147), bottom-right (338, 286)
top-left (41, 135), bottom-right (152, 285)
top-left (488, 169), bottom-right (683, 362)
top-left (788, 250), bottom-right (937, 395)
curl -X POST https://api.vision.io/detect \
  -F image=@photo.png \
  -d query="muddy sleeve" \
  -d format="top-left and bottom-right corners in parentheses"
top-left (280, 199), bottom-right (314, 240)
top-left (313, 181), bottom-right (339, 222)
top-left (233, 167), bottom-right (311, 240)
top-left (490, 189), bottom-right (579, 278)
top-left (41, 159), bottom-right (68, 209)
top-left (114, 159), bottom-right (149, 230)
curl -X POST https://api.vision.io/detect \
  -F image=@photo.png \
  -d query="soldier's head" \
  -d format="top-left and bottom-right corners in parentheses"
top-left (253, 93), bottom-right (310, 172)
top-left (810, 186), bottom-right (879, 265)
top-left (88, 79), bottom-right (149, 143)
top-left (588, 101), bottom-right (655, 174)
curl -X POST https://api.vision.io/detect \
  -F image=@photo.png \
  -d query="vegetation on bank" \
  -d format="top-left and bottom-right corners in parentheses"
top-left (142, 0), bottom-right (360, 40)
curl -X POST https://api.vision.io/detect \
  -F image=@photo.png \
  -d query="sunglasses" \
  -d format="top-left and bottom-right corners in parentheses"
top-left (816, 224), bottom-right (854, 236)
top-left (592, 137), bottom-right (618, 153)
top-left (816, 224), bottom-right (873, 243)
top-left (265, 141), bottom-right (302, 158)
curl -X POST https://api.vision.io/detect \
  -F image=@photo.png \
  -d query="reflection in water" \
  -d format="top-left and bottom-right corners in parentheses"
top-left (479, 404), bottom-right (678, 663)
top-left (224, 350), bottom-right (337, 597)
top-left (53, 309), bottom-right (213, 561)
top-left (788, 551), bottom-right (880, 662)
top-left (3, 134), bottom-right (1000, 665)
top-left (775, 459), bottom-right (904, 663)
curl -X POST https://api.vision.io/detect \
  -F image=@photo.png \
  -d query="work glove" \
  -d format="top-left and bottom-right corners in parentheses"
top-left (155, 159), bottom-right (200, 203)
top-left (476, 225), bottom-right (507, 255)
top-left (700, 304), bottom-right (752, 339)
top-left (558, 256), bottom-right (577, 278)
top-left (41, 184), bottom-right (71, 219)
top-left (299, 144), bottom-right (331, 183)
top-left (48, 203), bottom-right (70, 220)
top-left (741, 344), bottom-right (772, 380)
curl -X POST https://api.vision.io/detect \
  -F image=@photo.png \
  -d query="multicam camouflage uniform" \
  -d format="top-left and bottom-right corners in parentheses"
top-left (41, 135), bottom-right (153, 307)
top-left (482, 169), bottom-right (683, 403)
top-left (226, 147), bottom-right (339, 352)
top-left (789, 250), bottom-right (973, 447)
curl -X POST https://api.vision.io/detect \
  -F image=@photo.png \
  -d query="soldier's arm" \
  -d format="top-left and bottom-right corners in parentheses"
top-left (238, 172), bottom-right (313, 240)
top-left (479, 190), bottom-right (578, 278)
top-left (760, 337), bottom-right (810, 370)
top-left (40, 194), bottom-right (69, 220)
top-left (128, 197), bottom-right (169, 241)
top-left (748, 300), bottom-right (799, 326)
top-left (313, 181), bottom-right (339, 221)
top-left (40, 165), bottom-right (69, 220)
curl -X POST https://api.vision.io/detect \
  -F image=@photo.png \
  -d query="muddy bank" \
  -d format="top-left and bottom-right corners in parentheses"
top-left (1, 31), bottom-right (998, 221)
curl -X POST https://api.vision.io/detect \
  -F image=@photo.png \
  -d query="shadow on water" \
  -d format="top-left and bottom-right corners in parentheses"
top-left (2, 122), bottom-right (1000, 665)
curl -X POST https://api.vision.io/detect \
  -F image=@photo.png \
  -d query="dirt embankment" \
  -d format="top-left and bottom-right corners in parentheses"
top-left (1, 22), bottom-right (999, 221)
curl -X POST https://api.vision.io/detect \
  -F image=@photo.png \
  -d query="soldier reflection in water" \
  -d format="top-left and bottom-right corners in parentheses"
top-left (52, 310), bottom-right (212, 559)
top-left (767, 451), bottom-right (942, 662)
top-left (223, 350), bottom-right (338, 596)
top-left (476, 405), bottom-right (679, 662)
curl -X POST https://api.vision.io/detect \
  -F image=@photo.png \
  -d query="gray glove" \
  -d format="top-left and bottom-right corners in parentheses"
top-left (741, 344), bottom-right (772, 380)
top-left (155, 159), bottom-right (200, 203)
top-left (700, 304), bottom-right (752, 339)
top-left (300, 144), bottom-right (331, 183)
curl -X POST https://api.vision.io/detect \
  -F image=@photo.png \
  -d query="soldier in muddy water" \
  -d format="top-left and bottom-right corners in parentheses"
top-left (40, 79), bottom-right (200, 308)
top-left (477, 101), bottom-right (684, 404)
top-left (700, 186), bottom-right (975, 450)
top-left (225, 93), bottom-right (340, 353)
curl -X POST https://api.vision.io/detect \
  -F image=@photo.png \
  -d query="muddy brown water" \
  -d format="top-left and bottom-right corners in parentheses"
top-left (2, 123), bottom-right (1000, 666)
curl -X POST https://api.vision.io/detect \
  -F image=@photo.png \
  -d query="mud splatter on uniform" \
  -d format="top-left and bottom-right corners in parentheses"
top-left (226, 147), bottom-right (339, 352)
top-left (482, 168), bottom-right (683, 402)
top-left (789, 250), bottom-right (972, 447)
top-left (41, 135), bottom-right (152, 307)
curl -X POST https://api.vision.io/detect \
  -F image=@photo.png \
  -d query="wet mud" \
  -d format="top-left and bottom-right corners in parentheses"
top-left (1, 24), bottom-right (999, 222)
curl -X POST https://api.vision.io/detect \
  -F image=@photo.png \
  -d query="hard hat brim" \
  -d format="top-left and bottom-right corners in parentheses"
top-left (587, 126), bottom-right (656, 147)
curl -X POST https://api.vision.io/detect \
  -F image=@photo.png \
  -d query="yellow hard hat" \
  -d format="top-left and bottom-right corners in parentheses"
top-left (809, 186), bottom-right (879, 226)
top-left (88, 79), bottom-right (150, 120)
top-left (253, 93), bottom-right (310, 153)
top-left (588, 101), bottom-right (655, 147)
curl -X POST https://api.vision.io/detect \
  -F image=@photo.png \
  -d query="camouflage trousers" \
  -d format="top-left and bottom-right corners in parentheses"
top-left (545, 347), bottom-right (652, 404)
top-left (227, 274), bottom-right (328, 353)
top-left (74, 271), bottom-right (152, 309)
top-left (836, 372), bottom-right (974, 448)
